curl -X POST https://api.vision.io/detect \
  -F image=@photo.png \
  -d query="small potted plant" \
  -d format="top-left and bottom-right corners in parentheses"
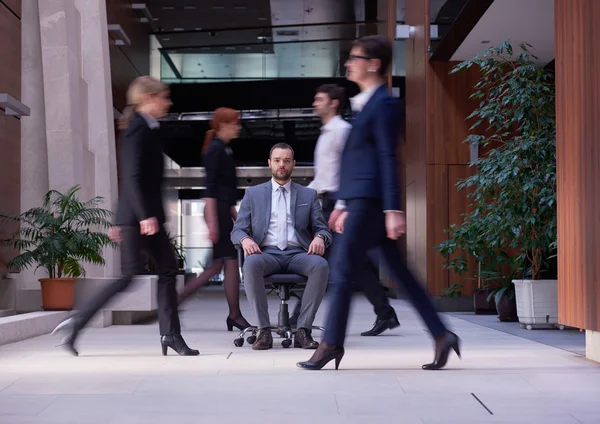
top-left (0, 186), bottom-right (116, 310)
top-left (477, 268), bottom-right (518, 322)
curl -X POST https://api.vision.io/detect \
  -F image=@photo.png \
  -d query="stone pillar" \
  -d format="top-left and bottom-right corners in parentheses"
top-left (37, 0), bottom-right (119, 277)
top-left (20, 0), bottom-right (49, 289)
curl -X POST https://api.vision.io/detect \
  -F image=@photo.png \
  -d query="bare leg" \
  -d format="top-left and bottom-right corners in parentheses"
top-left (177, 262), bottom-right (224, 304)
top-left (222, 259), bottom-right (250, 327)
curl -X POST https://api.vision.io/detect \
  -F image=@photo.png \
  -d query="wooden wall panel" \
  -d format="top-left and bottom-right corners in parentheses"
top-left (426, 165), bottom-right (449, 295)
top-left (556, 0), bottom-right (600, 331)
top-left (0, 3), bottom-right (21, 99)
top-left (427, 62), bottom-right (481, 166)
top-left (0, 1), bottom-right (21, 275)
top-left (404, 0), bottom-right (430, 285)
top-left (1, 0), bottom-right (20, 17)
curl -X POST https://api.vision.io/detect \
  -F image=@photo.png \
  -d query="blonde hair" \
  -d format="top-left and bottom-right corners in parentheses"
top-left (118, 76), bottom-right (168, 130)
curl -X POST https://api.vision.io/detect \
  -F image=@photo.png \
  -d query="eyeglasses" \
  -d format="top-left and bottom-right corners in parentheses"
top-left (347, 54), bottom-right (372, 61)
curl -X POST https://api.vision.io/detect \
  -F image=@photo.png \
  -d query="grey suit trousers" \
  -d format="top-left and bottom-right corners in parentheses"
top-left (242, 246), bottom-right (328, 330)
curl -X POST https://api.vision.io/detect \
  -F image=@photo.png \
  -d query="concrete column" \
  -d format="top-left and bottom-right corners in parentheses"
top-left (20, 0), bottom-right (49, 289)
top-left (75, 0), bottom-right (119, 277)
top-left (37, 0), bottom-right (119, 277)
top-left (38, 0), bottom-right (86, 193)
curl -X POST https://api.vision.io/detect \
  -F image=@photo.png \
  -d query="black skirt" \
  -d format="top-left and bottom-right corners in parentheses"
top-left (212, 201), bottom-right (237, 261)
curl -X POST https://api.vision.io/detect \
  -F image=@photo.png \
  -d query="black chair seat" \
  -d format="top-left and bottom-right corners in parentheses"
top-left (264, 273), bottom-right (307, 284)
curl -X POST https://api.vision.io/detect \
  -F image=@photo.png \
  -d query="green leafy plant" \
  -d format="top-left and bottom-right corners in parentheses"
top-left (435, 41), bottom-right (556, 281)
top-left (477, 267), bottom-right (520, 305)
top-left (0, 185), bottom-right (116, 278)
top-left (168, 233), bottom-right (186, 266)
top-left (442, 284), bottom-right (464, 299)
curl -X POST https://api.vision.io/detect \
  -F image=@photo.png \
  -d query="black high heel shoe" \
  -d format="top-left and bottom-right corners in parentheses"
top-left (160, 334), bottom-right (200, 356)
top-left (296, 344), bottom-right (345, 370)
top-left (226, 316), bottom-right (251, 332)
top-left (422, 331), bottom-right (461, 370)
top-left (51, 316), bottom-right (80, 356)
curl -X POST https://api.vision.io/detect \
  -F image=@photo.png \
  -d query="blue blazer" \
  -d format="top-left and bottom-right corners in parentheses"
top-left (337, 85), bottom-right (401, 211)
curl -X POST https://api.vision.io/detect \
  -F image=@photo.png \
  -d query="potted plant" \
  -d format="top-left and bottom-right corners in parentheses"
top-left (477, 268), bottom-right (519, 322)
top-left (447, 41), bottom-right (557, 329)
top-left (0, 186), bottom-right (116, 311)
top-left (168, 234), bottom-right (186, 273)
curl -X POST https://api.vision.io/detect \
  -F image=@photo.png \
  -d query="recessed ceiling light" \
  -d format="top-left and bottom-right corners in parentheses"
top-left (162, 37), bottom-right (170, 41)
top-left (184, 6), bottom-right (196, 9)
top-left (212, 6), bottom-right (225, 9)
top-left (162, 6), bottom-right (174, 9)
top-left (195, 28), bottom-right (202, 30)
top-left (258, 17), bottom-right (268, 20)
top-left (173, 28), bottom-right (184, 31)
top-left (235, 6), bottom-right (247, 10)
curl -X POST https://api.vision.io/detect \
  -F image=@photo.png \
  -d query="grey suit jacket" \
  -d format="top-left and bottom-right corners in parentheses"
top-left (231, 181), bottom-right (332, 250)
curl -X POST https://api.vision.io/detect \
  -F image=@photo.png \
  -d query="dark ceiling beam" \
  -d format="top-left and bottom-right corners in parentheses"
top-left (153, 20), bottom-right (377, 36)
top-left (430, 0), bottom-right (494, 61)
top-left (159, 37), bottom-right (361, 53)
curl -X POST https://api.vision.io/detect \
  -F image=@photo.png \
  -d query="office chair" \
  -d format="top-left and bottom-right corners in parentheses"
top-left (233, 247), bottom-right (324, 348)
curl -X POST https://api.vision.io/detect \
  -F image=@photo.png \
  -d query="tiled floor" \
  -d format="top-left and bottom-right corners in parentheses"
top-left (0, 291), bottom-right (599, 424)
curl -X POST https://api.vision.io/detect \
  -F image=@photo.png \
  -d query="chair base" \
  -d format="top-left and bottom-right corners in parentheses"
top-left (233, 325), bottom-right (324, 348)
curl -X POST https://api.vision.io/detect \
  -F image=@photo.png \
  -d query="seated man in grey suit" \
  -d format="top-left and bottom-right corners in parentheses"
top-left (231, 142), bottom-right (332, 351)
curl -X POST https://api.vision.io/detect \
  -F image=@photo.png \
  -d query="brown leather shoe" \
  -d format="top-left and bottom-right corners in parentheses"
top-left (252, 328), bottom-right (273, 350)
top-left (294, 328), bottom-right (319, 349)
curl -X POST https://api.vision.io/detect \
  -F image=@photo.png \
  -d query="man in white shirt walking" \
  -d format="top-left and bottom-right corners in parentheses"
top-left (290, 84), bottom-right (400, 337)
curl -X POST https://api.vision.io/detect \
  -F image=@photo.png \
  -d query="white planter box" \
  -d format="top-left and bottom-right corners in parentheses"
top-left (513, 279), bottom-right (562, 330)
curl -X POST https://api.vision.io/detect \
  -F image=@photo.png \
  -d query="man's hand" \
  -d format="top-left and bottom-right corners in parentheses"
top-left (328, 208), bottom-right (343, 230)
top-left (140, 217), bottom-right (159, 236)
top-left (108, 226), bottom-right (122, 243)
top-left (308, 236), bottom-right (325, 256)
top-left (241, 237), bottom-right (262, 255)
top-left (335, 211), bottom-right (348, 234)
top-left (385, 211), bottom-right (406, 240)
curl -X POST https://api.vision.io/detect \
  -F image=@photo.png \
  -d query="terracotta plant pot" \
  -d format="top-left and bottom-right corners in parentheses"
top-left (39, 278), bottom-right (76, 311)
top-left (496, 294), bottom-right (518, 322)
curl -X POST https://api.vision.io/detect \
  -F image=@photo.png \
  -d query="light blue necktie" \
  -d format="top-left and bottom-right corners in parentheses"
top-left (276, 186), bottom-right (288, 250)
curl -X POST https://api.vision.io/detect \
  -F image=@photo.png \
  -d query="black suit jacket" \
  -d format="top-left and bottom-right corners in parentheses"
top-left (337, 85), bottom-right (401, 211)
top-left (204, 137), bottom-right (237, 206)
top-left (115, 113), bottom-right (166, 226)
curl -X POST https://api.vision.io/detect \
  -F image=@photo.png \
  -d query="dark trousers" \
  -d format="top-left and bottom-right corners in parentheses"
top-left (74, 225), bottom-right (181, 336)
top-left (322, 199), bottom-right (447, 346)
top-left (321, 193), bottom-right (395, 320)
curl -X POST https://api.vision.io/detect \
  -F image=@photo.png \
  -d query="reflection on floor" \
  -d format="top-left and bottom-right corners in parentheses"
top-left (0, 291), bottom-right (598, 424)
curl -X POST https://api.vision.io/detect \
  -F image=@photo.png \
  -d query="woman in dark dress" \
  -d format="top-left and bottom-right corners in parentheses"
top-left (178, 108), bottom-right (251, 331)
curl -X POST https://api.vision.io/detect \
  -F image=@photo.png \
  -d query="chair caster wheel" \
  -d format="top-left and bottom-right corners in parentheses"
top-left (234, 338), bottom-right (244, 347)
top-left (281, 339), bottom-right (292, 348)
top-left (247, 336), bottom-right (257, 344)
top-left (526, 325), bottom-right (533, 330)
top-left (558, 325), bottom-right (565, 330)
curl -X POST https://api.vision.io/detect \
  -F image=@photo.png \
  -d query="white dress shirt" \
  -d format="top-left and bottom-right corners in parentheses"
top-left (308, 115), bottom-right (351, 194)
top-left (262, 179), bottom-right (300, 248)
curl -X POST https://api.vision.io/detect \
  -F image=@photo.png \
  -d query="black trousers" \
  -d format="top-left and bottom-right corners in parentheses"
top-left (321, 193), bottom-right (395, 320)
top-left (323, 199), bottom-right (447, 346)
top-left (74, 225), bottom-right (181, 336)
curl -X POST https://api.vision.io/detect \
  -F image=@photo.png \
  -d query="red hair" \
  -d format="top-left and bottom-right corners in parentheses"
top-left (202, 107), bottom-right (240, 154)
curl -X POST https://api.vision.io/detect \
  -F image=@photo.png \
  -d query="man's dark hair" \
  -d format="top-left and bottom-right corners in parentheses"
top-left (269, 142), bottom-right (295, 159)
top-left (353, 35), bottom-right (393, 77)
top-left (316, 84), bottom-right (348, 115)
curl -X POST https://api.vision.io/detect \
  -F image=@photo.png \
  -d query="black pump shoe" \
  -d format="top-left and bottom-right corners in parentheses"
top-left (226, 316), bottom-right (251, 332)
top-left (51, 317), bottom-right (80, 356)
top-left (160, 334), bottom-right (199, 356)
top-left (422, 331), bottom-right (461, 370)
top-left (296, 345), bottom-right (345, 370)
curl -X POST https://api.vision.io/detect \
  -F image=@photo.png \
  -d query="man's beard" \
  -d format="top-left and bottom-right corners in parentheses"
top-left (272, 169), bottom-right (291, 181)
